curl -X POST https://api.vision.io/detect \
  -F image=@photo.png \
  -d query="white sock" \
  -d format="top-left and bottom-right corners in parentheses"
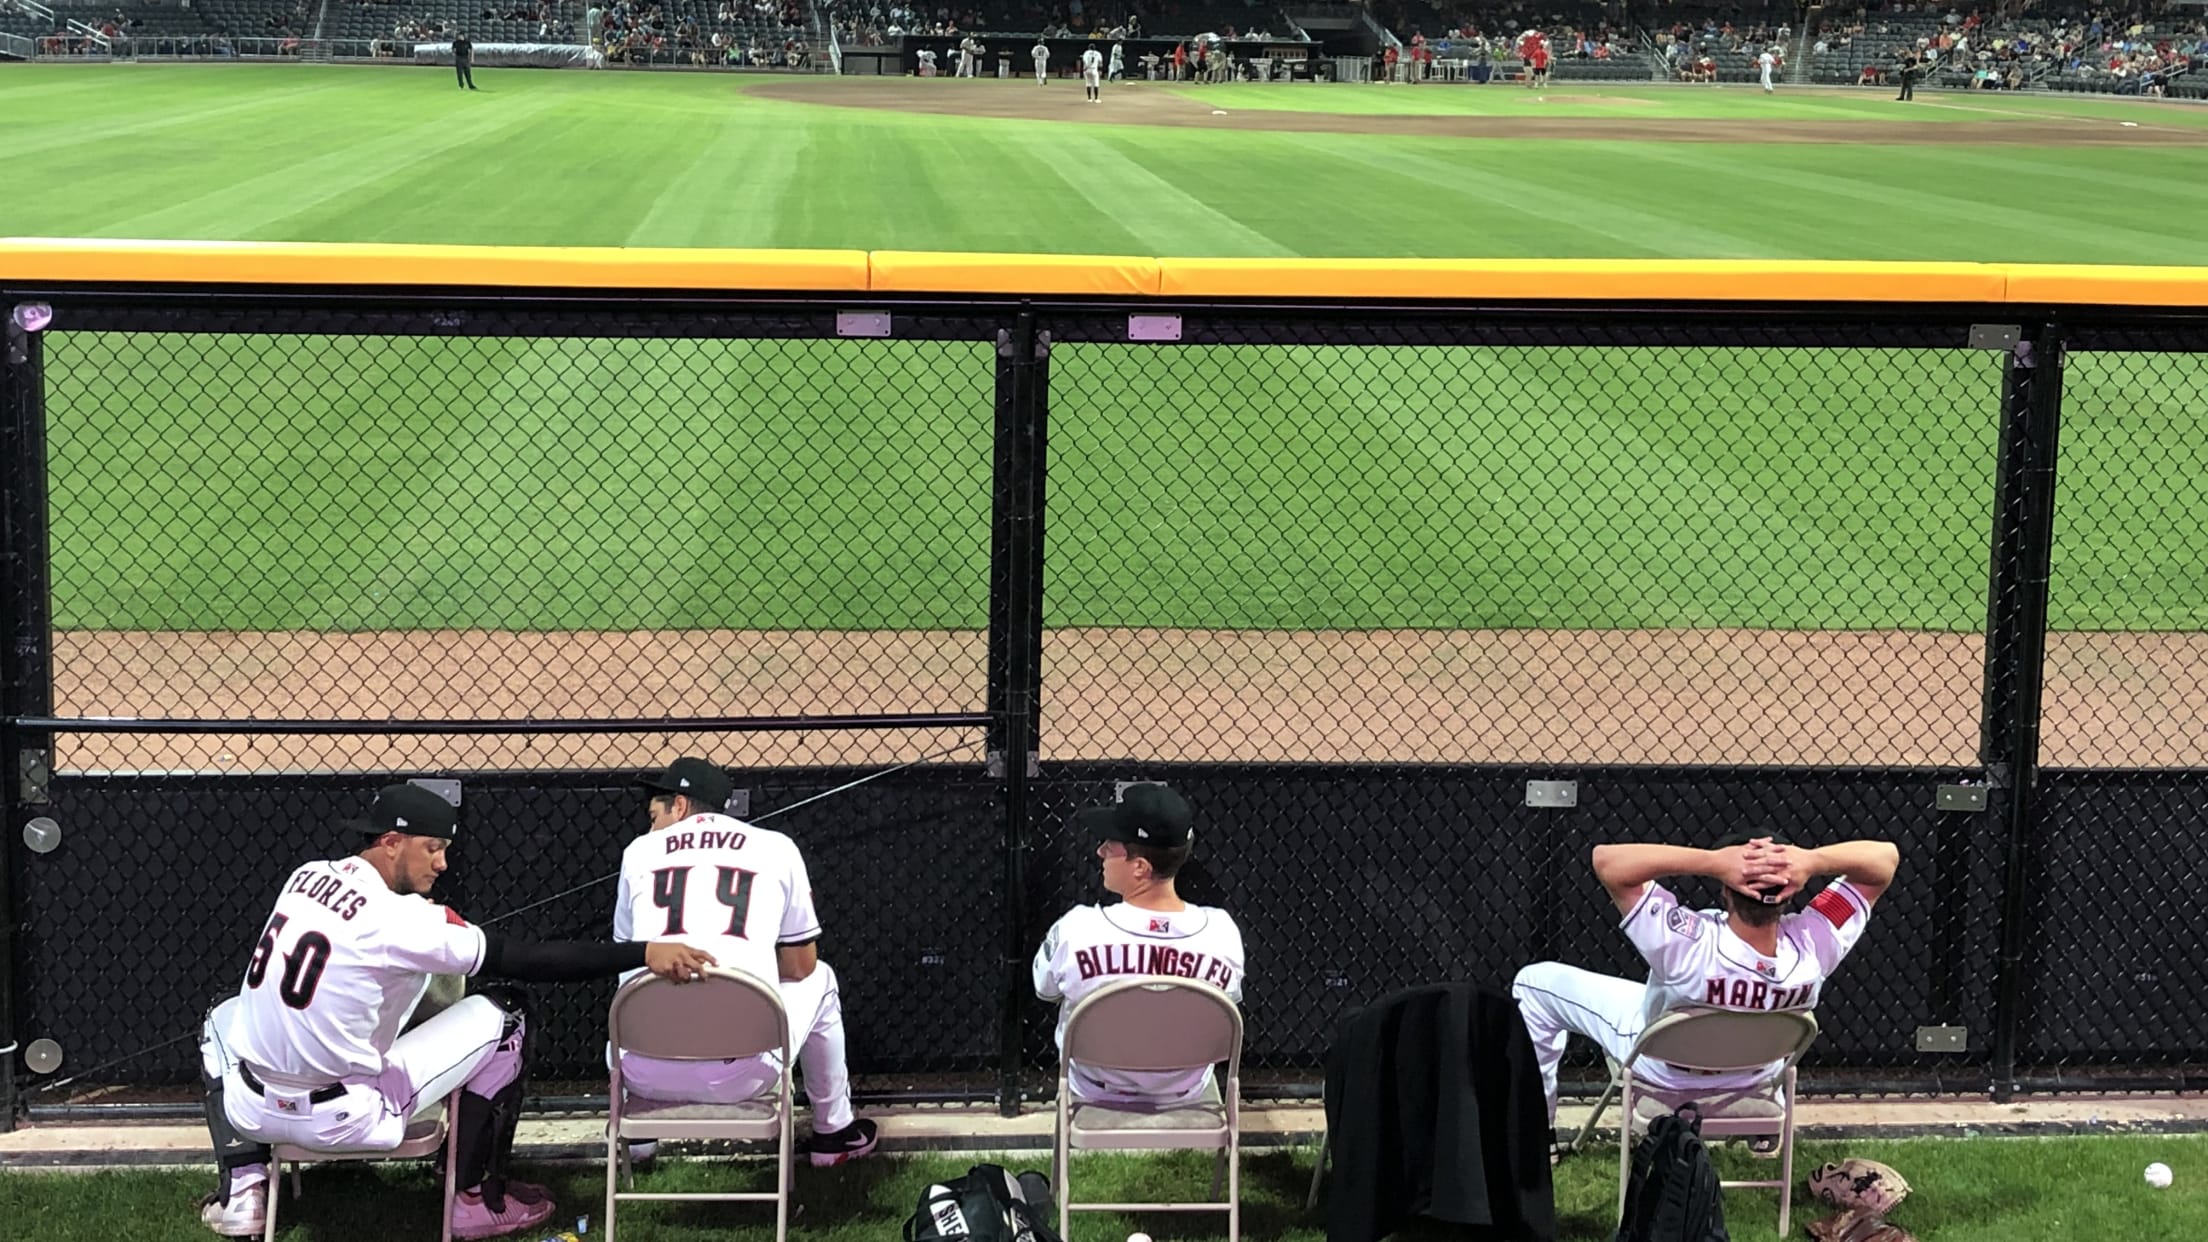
top-left (229, 1164), bottom-right (269, 1197)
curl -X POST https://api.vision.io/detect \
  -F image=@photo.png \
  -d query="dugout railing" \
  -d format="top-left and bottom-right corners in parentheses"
top-left (2, 246), bottom-right (2205, 1129)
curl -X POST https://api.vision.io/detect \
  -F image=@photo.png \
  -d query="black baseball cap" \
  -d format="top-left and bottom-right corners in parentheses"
top-left (634, 757), bottom-right (734, 810)
top-left (356, 783), bottom-right (458, 840)
top-left (1078, 783), bottom-right (1194, 849)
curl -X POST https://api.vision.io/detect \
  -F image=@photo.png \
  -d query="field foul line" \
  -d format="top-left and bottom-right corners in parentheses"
top-left (1911, 98), bottom-right (2149, 127)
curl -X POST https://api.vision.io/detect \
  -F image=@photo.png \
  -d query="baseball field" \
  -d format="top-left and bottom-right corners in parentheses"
top-left (6, 64), bottom-right (2208, 773)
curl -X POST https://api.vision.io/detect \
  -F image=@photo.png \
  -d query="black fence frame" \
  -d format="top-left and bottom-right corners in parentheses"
top-left (3, 282), bottom-right (2205, 1131)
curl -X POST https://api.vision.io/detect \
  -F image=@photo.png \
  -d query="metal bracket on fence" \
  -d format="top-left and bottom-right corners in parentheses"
top-left (1968, 323), bottom-right (2021, 351)
top-left (1936, 783), bottom-right (1989, 812)
top-left (1915, 1025), bottom-right (1969, 1053)
top-left (7, 303), bottom-right (52, 364)
top-left (985, 749), bottom-right (1038, 779)
top-left (836, 311), bottom-right (891, 338)
top-left (1128, 314), bottom-right (1182, 342)
top-left (406, 778), bottom-right (462, 807)
top-left (21, 817), bottom-right (59, 854)
top-left (1524, 780), bottom-right (1578, 809)
top-left (16, 751), bottom-right (50, 805)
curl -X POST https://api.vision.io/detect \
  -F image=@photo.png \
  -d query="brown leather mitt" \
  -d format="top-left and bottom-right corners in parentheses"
top-left (1806, 1207), bottom-right (1919, 1242)
top-left (1807, 1157), bottom-right (1913, 1214)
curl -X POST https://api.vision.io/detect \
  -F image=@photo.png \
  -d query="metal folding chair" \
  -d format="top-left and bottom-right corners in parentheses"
top-left (267, 1100), bottom-right (459, 1242)
top-left (604, 967), bottom-right (794, 1242)
top-left (1053, 979), bottom-right (1243, 1242)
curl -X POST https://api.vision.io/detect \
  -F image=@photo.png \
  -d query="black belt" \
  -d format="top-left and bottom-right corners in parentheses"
top-left (238, 1062), bottom-right (346, 1105)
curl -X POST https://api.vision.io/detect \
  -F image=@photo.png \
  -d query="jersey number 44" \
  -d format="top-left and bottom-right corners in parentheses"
top-left (653, 865), bottom-right (758, 937)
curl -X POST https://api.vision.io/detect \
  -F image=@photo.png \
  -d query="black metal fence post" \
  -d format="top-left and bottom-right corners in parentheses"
top-left (1, 302), bottom-right (57, 1133)
top-left (1983, 321), bottom-right (2065, 1102)
top-left (986, 311), bottom-right (1048, 1115)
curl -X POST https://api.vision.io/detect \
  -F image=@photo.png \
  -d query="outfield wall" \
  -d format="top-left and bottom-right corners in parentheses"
top-left (2, 243), bottom-right (2205, 1124)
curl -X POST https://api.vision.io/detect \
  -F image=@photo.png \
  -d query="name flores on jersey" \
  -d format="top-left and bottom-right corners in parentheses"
top-left (1075, 944), bottom-right (1237, 991)
top-left (289, 869), bottom-right (369, 922)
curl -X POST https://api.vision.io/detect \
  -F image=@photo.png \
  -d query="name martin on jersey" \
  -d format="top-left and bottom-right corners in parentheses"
top-left (1074, 943), bottom-right (1238, 992)
top-left (1705, 979), bottom-right (1814, 1010)
top-left (288, 866), bottom-right (368, 922)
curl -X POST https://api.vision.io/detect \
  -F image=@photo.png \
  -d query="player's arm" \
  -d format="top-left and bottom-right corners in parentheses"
top-left (776, 849), bottom-right (823, 981)
top-left (479, 932), bottom-right (715, 983)
top-left (1590, 842), bottom-right (1781, 917)
top-left (1031, 920), bottom-right (1064, 1001)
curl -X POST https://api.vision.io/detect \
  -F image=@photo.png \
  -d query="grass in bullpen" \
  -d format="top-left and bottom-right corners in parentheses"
top-left (41, 336), bottom-right (2208, 634)
top-left (3, 1137), bottom-right (2206, 1240)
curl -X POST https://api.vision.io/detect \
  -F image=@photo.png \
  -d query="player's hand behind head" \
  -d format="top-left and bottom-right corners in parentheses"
top-left (1715, 836), bottom-right (1790, 898)
top-left (1748, 839), bottom-right (1816, 903)
top-left (644, 941), bottom-right (716, 983)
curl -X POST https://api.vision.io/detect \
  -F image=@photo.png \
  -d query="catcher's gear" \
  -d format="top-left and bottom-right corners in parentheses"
top-left (1807, 1158), bottom-right (1912, 1214)
top-left (1807, 1207), bottom-right (1918, 1242)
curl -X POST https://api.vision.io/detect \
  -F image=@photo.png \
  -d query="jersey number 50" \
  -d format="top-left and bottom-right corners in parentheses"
top-left (651, 866), bottom-right (756, 937)
top-left (245, 913), bottom-right (332, 1009)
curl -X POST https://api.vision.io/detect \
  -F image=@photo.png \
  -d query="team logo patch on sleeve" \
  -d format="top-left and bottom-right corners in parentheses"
top-left (1665, 907), bottom-right (1702, 940)
top-left (1811, 886), bottom-right (1856, 929)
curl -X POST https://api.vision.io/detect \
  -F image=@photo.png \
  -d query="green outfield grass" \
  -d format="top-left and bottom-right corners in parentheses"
top-left (7, 66), bottom-right (2208, 261)
top-left (3, 1137), bottom-right (2206, 1241)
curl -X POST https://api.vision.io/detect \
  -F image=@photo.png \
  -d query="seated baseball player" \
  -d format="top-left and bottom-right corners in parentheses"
top-left (1033, 783), bottom-right (1246, 1107)
top-left (610, 757), bottom-right (878, 1166)
top-left (1512, 833), bottom-right (1900, 1126)
top-left (198, 783), bottom-right (717, 1240)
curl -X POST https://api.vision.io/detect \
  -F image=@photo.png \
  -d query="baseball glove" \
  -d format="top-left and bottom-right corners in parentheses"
top-left (1807, 1207), bottom-right (1918, 1242)
top-left (1807, 1157), bottom-right (1912, 1214)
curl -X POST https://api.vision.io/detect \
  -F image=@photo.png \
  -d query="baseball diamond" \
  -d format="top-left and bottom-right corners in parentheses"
top-left (4, 18), bottom-right (2208, 1242)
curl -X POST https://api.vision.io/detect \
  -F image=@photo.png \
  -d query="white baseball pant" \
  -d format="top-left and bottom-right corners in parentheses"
top-left (1512, 962), bottom-right (1772, 1123)
top-left (1761, 65), bottom-right (1775, 89)
top-left (201, 994), bottom-right (517, 1191)
top-left (615, 959), bottom-right (855, 1131)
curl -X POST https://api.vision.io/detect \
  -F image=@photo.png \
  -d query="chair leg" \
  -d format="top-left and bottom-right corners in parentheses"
top-left (441, 1111), bottom-right (460, 1242)
top-left (1055, 1096), bottom-right (1071, 1242)
top-left (603, 1130), bottom-right (620, 1242)
top-left (1616, 1079), bottom-right (1635, 1227)
top-left (1304, 1129), bottom-right (1329, 1213)
top-left (1778, 1070), bottom-right (1798, 1237)
top-left (1227, 1128), bottom-right (1241, 1242)
top-left (1572, 1072), bottom-right (1620, 1153)
top-left (263, 1161), bottom-right (281, 1242)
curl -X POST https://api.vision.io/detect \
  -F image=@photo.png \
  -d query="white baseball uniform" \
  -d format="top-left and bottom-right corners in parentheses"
top-left (1760, 49), bottom-right (1777, 90)
top-left (611, 811), bottom-right (855, 1130)
top-left (199, 857), bottom-right (518, 1157)
top-left (916, 47), bottom-right (936, 75)
top-left (1108, 43), bottom-right (1123, 79)
top-left (1513, 880), bottom-right (1874, 1119)
top-left (1032, 41), bottom-right (1049, 83)
top-left (1033, 902), bottom-right (1246, 1105)
top-left (1081, 46), bottom-right (1102, 92)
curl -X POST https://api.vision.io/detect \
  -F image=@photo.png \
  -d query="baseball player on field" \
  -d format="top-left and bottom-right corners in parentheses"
top-left (1080, 44), bottom-right (1103, 101)
top-left (1033, 784), bottom-right (1245, 1106)
top-left (1759, 47), bottom-right (1779, 92)
top-left (197, 784), bottom-right (716, 1239)
top-left (1512, 832), bottom-right (1900, 1125)
top-left (1107, 40), bottom-right (1124, 81)
top-left (1031, 38), bottom-right (1049, 84)
top-left (612, 757), bottom-right (878, 1165)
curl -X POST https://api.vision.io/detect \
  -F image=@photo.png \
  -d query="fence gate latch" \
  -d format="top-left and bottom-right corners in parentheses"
top-left (1915, 1025), bottom-right (1968, 1053)
top-left (1936, 783), bottom-right (1987, 812)
top-left (1967, 323), bottom-right (2021, 351)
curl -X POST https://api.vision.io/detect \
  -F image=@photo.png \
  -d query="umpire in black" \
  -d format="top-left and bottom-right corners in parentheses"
top-left (454, 31), bottom-right (477, 89)
top-left (1895, 49), bottom-right (1920, 100)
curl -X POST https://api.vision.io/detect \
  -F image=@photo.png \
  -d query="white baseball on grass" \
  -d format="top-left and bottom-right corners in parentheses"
top-left (1129, 1233), bottom-right (1154, 1242)
top-left (2145, 1162), bottom-right (2173, 1188)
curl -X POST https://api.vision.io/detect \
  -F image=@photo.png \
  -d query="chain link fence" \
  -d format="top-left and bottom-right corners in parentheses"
top-left (3, 292), bottom-right (2204, 1120)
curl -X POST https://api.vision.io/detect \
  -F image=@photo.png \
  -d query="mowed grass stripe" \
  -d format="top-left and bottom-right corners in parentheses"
top-left (1027, 129), bottom-right (1297, 257)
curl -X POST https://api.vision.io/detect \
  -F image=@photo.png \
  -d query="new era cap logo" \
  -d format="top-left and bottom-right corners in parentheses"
top-left (1136, 827), bottom-right (1150, 839)
top-left (395, 817), bottom-right (408, 828)
top-left (678, 778), bottom-right (691, 787)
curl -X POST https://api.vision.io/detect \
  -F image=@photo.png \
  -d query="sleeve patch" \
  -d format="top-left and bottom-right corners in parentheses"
top-left (444, 906), bottom-right (469, 928)
top-left (1664, 906), bottom-right (1702, 941)
top-left (1811, 886), bottom-right (1856, 930)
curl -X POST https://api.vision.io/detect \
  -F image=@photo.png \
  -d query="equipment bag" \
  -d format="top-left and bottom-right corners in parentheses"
top-left (1613, 1103), bottom-right (1729, 1242)
top-left (903, 1164), bottom-right (1062, 1242)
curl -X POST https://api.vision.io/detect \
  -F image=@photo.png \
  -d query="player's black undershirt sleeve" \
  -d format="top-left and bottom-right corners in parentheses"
top-left (478, 932), bottom-right (647, 982)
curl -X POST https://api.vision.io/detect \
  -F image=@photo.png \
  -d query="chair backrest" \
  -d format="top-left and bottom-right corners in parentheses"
top-left (1628, 1007), bottom-right (1819, 1074)
top-left (608, 966), bottom-right (787, 1062)
top-left (1062, 978), bottom-right (1242, 1073)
